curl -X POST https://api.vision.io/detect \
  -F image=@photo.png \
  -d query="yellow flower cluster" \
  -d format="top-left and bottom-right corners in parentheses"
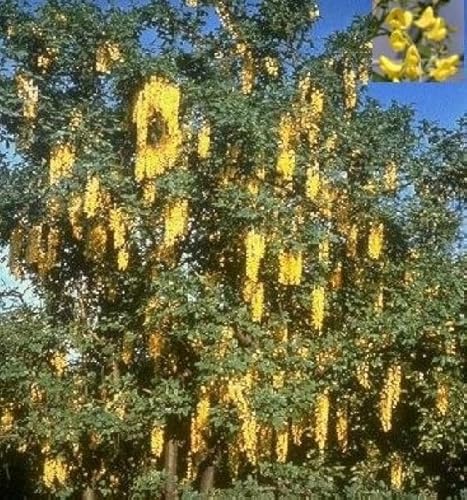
top-left (95, 41), bottom-right (122, 74)
top-left (319, 237), bottom-right (330, 264)
top-left (185, 0), bottom-right (197, 6)
top-left (86, 223), bottom-right (107, 260)
top-left (368, 222), bottom-right (384, 260)
top-left (191, 389), bottom-right (210, 455)
top-left (390, 454), bottom-right (404, 490)
top-left (16, 73), bottom-right (39, 120)
top-left (241, 414), bottom-right (258, 464)
top-left (83, 175), bottom-right (101, 218)
top-left (0, 407), bottom-right (14, 432)
top-left (109, 207), bottom-right (130, 271)
top-left (132, 76), bottom-right (182, 182)
top-left (245, 229), bottom-right (266, 282)
top-left (435, 382), bottom-right (449, 416)
top-left (150, 424), bottom-right (165, 457)
top-left (37, 47), bottom-right (57, 73)
top-left (336, 405), bottom-right (349, 453)
top-left (311, 285), bottom-right (325, 332)
top-left (343, 66), bottom-right (357, 111)
top-left (384, 161), bottom-right (398, 191)
top-left (356, 361), bottom-right (371, 389)
top-left (299, 79), bottom-right (325, 148)
top-left (379, 364), bottom-right (402, 432)
top-left (50, 352), bottom-right (67, 377)
top-left (49, 143), bottom-right (75, 185)
top-left (148, 332), bottom-right (163, 360)
top-left (43, 456), bottom-right (68, 488)
top-left (276, 114), bottom-right (296, 181)
top-left (197, 122), bottom-right (211, 159)
top-left (163, 199), bottom-right (189, 247)
top-left (379, 7), bottom-right (459, 82)
top-left (306, 161), bottom-right (320, 200)
top-left (275, 426), bottom-right (288, 463)
top-left (243, 279), bottom-right (264, 322)
top-left (68, 195), bottom-right (83, 240)
top-left (264, 56), bottom-right (279, 78)
top-left (314, 389), bottom-right (330, 453)
top-left (278, 250), bottom-right (302, 285)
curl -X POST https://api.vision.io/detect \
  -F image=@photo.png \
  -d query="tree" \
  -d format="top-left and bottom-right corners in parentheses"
top-left (0, 0), bottom-right (464, 497)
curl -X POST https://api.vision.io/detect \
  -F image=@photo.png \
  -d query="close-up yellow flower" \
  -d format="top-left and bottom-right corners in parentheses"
top-left (379, 56), bottom-right (404, 81)
top-left (414, 6), bottom-right (436, 30)
top-left (385, 8), bottom-right (413, 31)
top-left (403, 45), bottom-right (422, 80)
top-left (424, 17), bottom-right (448, 42)
top-left (389, 30), bottom-right (410, 52)
top-left (429, 55), bottom-right (460, 81)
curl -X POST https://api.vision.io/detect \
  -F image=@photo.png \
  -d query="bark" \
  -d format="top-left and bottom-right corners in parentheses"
top-left (82, 487), bottom-right (97, 500)
top-left (164, 438), bottom-right (178, 500)
top-left (200, 464), bottom-right (215, 494)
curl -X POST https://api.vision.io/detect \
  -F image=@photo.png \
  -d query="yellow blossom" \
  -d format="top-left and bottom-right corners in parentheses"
top-left (163, 199), bottom-right (189, 247)
top-left (389, 30), bottom-right (410, 52)
top-left (197, 122), bottom-right (211, 159)
top-left (264, 56), bottom-right (279, 78)
top-left (306, 161), bottom-right (320, 199)
top-left (403, 45), bottom-right (422, 80)
top-left (385, 8), bottom-right (413, 31)
top-left (435, 382), bottom-right (449, 416)
top-left (278, 250), bottom-right (303, 285)
top-left (314, 389), bottom-right (329, 453)
top-left (150, 425), bottom-right (165, 457)
top-left (379, 56), bottom-right (403, 81)
top-left (245, 229), bottom-right (266, 282)
top-left (276, 426), bottom-right (288, 463)
top-left (368, 222), bottom-right (384, 260)
top-left (95, 41), bottom-right (122, 74)
top-left (311, 285), bottom-right (325, 332)
top-left (429, 55), bottom-right (460, 82)
top-left (414, 6), bottom-right (436, 30)
top-left (425, 17), bottom-right (447, 41)
top-left (384, 161), bottom-right (398, 191)
top-left (390, 454), bottom-right (404, 490)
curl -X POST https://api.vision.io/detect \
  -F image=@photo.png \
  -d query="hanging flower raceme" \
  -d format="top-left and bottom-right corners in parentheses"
top-left (163, 199), bottom-right (189, 248)
top-left (150, 424), bottom-right (165, 458)
top-left (264, 56), bottom-right (279, 78)
top-left (343, 65), bottom-right (357, 111)
top-left (278, 249), bottom-right (302, 285)
top-left (318, 237), bottom-right (330, 264)
top-left (49, 142), bottom-right (75, 185)
top-left (300, 79), bottom-right (325, 148)
top-left (148, 332), bottom-right (163, 360)
top-left (356, 361), bottom-right (371, 389)
top-left (86, 223), bottom-right (108, 261)
top-left (311, 285), bottom-right (325, 332)
top-left (276, 113), bottom-right (296, 182)
top-left (83, 175), bottom-right (101, 218)
top-left (68, 195), bottom-right (83, 240)
top-left (197, 122), bottom-right (211, 159)
top-left (245, 229), bottom-right (266, 282)
top-left (306, 160), bottom-right (320, 200)
top-left (43, 456), bottom-right (68, 488)
top-left (368, 222), bottom-right (384, 260)
top-left (243, 279), bottom-right (264, 322)
top-left (336, 404), bottom-right (349, 453)
top-left (435, 382), bottom-right (449, 416)
top-left (132, 76), bottom-right (182, 182)
top-left (95, 41), bottom-right (123, 74)
top-left (390, 453), bottom-right (404, 490)
top-left (384, 161), bottom-right (398, 191)
top-left (16, 73), bottom-right (39, 120)
top-left (330, 261), bottom-right (343, 289)
top-left (379, 364), bottom-right (402, 432)
top-left (314, 389), bottom-right (330, 453)
top-left (37, 47), bottom-right (58, 73)
top-left (275, 426), bottom-right (288, 463)
top-left (190, 388), bottom-right (210, 456)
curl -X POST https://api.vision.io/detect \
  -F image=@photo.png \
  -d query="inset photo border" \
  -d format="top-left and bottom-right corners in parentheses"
top-left (371, 0), bottom-right (464, 82)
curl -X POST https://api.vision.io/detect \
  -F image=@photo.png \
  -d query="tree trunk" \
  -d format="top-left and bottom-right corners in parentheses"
top-left (164, 439), bottom-right (178, 500)
top-left (200, 464), bottom-right (215, 494)
top-left (82, 487), bottom-right (97, 500)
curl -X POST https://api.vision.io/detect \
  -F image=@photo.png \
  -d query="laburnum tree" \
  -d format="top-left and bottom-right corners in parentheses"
top-left (0, 0), bottom-right (464, 498)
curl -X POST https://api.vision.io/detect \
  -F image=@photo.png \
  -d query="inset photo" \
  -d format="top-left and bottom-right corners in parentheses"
top-left (372, 0), bottom-right (464, 82)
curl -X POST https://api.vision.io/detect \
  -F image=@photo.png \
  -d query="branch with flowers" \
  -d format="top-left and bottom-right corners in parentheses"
top-left (372, 0), bottom-right (462, 82)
